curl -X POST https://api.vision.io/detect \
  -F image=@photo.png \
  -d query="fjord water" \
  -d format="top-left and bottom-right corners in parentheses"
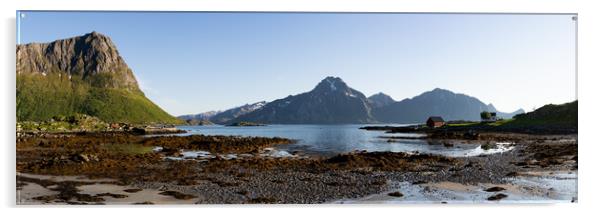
top-left (177, 125), bottom-right (506, 157)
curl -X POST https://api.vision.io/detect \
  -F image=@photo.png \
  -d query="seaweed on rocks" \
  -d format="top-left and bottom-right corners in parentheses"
top-left (487, 193), bottom-right (508, 201)
top-left (141, 135), bottom-right (292, 154)
top-left (158, 191), bottom-right (197, 200)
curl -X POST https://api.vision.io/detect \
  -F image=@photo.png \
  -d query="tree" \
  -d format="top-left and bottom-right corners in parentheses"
top-left (480, 111), bottom-right (492, 120)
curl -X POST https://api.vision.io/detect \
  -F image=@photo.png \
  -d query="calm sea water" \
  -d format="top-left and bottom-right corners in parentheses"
top-left (176, 124), bottom-right (509, 157)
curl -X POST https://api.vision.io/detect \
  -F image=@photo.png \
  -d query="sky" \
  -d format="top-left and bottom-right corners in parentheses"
top-left (17, 12), bottom-right (577, 116)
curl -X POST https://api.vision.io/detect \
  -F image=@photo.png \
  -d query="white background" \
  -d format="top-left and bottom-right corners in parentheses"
top-left (1, 0), bottom-right (600, 215)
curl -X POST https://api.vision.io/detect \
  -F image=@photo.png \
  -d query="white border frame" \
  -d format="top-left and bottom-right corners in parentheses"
top-left (2, 0), bottom-right (601, 215)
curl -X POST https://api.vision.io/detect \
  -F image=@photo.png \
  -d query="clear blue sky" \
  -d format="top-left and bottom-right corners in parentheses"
top-left (17, 11), bottom-right (577, 116)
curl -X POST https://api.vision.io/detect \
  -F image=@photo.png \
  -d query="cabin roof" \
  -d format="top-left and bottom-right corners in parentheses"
top-left (427, 116), bottom-right (445, 122)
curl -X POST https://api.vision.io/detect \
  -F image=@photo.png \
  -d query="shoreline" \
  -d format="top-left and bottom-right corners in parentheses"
top-left (16, 129), bottom-right (577, 204)
top-left (360, 123), bottom-right (577, 136)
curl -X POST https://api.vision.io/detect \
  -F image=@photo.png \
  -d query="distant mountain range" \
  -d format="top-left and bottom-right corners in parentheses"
top-left (208, 101), bottom-right (267, 125)
top-left (17, 32), bottom-right (180, 123)
top-left (372, 88), bottom-right (525, 123)
top-left (179, 111), bottom-right (220, 121)
top-left (181, 77), bottom-right (524, 124)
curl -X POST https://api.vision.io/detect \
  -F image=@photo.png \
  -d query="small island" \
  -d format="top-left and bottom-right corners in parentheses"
top-left (226, 121), bottom-right (267, 127)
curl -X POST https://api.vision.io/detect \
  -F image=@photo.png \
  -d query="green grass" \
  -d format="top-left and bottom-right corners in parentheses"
top-left (446, 122), bottom-right (479, 127)
top-left (17, 73), bottom-right (182, 124)
top-left (17, 114), bottom-right (109, 132)
top-left (487, 119), bottom-right (514, 126)
top-left (102, 143), bottom-right (154, 155)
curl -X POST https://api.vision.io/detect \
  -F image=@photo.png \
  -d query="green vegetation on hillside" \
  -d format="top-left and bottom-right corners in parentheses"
top-left (442, 101), bottom-right (577, 134)
top-left (503, 101), bottom-right (577, 128)
top-left (17, 73), bottom-right (181, 124)
top-left (17, 114), bottom-right (109, 132)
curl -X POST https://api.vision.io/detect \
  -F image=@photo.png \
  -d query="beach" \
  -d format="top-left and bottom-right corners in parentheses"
top-left (16, 128), bottom-right (577, 204)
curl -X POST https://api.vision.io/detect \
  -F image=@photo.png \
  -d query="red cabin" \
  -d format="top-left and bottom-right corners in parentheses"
top-left (426, 116), bottom-right (445, 128)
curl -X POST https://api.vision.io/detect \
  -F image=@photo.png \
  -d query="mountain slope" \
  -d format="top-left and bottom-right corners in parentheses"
top-left (368, 92), bottom-right (396, 108)
top-left (505, 101), bottom-right (577, 128)
top-left (373, 88), bottom-right (523, 123)
top-left (229, 77), bottom-right (376, 124)
top-left (16, 32), bottom-right (180, 124)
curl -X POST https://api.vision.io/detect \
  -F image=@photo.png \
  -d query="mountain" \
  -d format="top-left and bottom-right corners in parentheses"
top-left (209, 101), bottom-right (267, 124)
top-left (368, 92), bottom-right (396, 108)
top-left (228, 77), bottom-right (376, 124)
top-left (498, 108), bottom-right (525, 119)
top-left (182, 77), bottom-right (523, 125)
top-left (178, 111), bottom-right (220, 121)
top-left (372, 88), bottom-right (524, 123)
top-left (16, 32), bottom-right (180, 124)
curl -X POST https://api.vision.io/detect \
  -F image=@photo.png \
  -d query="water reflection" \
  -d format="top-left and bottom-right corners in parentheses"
top-left (176, 125), bottom-right (512, 157)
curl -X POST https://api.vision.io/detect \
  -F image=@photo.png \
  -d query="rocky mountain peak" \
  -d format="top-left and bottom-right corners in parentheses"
top-left (426, 88), bottom-right (453, 95)
top-left (227, 76), bottom-right (376, 124)
top-left (313, 76), bottom-right (348, 92)
top-left (17, 31), bottom-right (139, 90)
top-left (368, 92), bottom-right (396, 108)
top-left (369, 92), bottom-right (393, 100)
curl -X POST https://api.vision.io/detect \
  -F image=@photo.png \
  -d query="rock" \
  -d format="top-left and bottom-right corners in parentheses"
top-left (412, 180), bottom-right (427, 185)
top-left (226, 122), bottom-right (266, 127)
top-left (463, 130), bottom-right (480, 140)
top-left (487, 193), bottom-right (508, 201)
top-left (161, 147), bottom-right (181, 157)
top-left (123, 188), bottom-right (143, 193)
top-left (480, 142), bottom-right (498, 150)
top-left (110, 123), bottom-right (120, 129)
top-left (247, 197), bottom-right (278, 204)
top-left (96, 193), bottom-right (128, 198)
top-left (484, 186), bottom-right (506, 192)
top-left (236, 190), bottom-right (250, 196)
top-left (70, 153), bottom-right (98, 163)
top-left (387, 191), bottom-right (404, 197)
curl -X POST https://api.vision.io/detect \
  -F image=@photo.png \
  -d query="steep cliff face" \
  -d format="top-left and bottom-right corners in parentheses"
top-left (16, 32), bottom-right (180, 124)
top-left (17, 31), bottom-right (138, 90)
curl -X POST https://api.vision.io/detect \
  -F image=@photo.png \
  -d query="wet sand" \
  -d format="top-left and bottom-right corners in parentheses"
top-left (334, 171), bottom-right (577, 204)
top-left (17, 173), bottom-right (198, 204)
